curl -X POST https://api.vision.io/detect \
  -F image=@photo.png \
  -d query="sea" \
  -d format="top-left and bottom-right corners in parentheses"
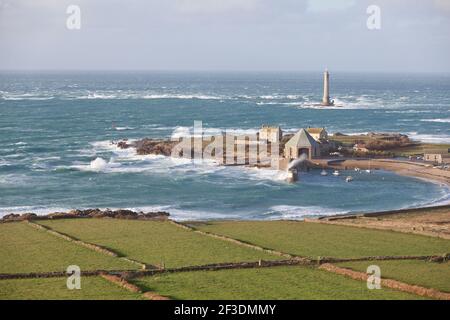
top-left (0, 71), bottom-right (449, 220)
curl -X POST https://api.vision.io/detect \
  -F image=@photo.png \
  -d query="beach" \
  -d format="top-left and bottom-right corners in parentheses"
top-left (316, 158), bottom-right (450, 186)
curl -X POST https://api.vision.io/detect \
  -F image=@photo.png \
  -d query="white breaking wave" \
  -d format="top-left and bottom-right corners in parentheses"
top-left (0, 206), bottom-right (75, 217)
top-left (420, 118), bottom-right (450, 123)
top-left (265, 205), bottom-right (349, 220)
top-left (171, 126), bottom-right (259, 139)
top-left (407, 132), bottom-right (450, 143)
top-left (114, 126), bottom-right (134, 131)
top-left (74, 92), bottom-right (225, 100)
top-left (0, 204), bottom-right (242, 221)
top-left (0, 173), bottom-right (32, 186)
top-left (69, 140), bottom-right (288, 183)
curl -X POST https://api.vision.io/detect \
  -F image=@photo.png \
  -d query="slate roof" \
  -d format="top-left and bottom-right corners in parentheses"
top-left (285, 129), bottom-right (319, 148)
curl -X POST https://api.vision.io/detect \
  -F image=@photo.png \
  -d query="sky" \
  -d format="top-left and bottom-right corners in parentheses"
top-left (0, 0), bottom-right (450, 72)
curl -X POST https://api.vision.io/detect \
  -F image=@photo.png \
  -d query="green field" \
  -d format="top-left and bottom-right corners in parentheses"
top-left (132, 266), bottom-right (423, 300)
top-left (0, 276), bottom-right (142, 300)
top-left (38, 219), bottom-right (277, 268)
top-left (0, 222), bottom-right (135, 274)
top-left (388, 143), bottom-right (450, 157)
top-left (194, 221), bottom-right (450, 258)
top-left (336, 260), bottom-right (450, 293)
top-left (2, 218), bottom-right (448, 300)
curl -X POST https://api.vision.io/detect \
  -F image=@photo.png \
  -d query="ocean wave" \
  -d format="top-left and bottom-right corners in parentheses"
top-left (170, 126), bottom-right (259, 139)
top-left (70, 140), bottom-right (288, 183)
top-left (420, 118), bottom-right (450, 123)
top-left (385, 110), bottom-right (433, 114)
top-left (0, 173), bottom-right (31, 186)
top-left (242, 167), bottom-right (288, 182)
top-left (0, 160), bottom-right (12, 167)
top-left (265, 205), bottom-right (349, 219)
top-left (0, 204), bottom-right (242, 221)
top-left (257, 95), bottom-right (386, 110)
top-left (74, 92), bottom-right (225, 100)
top-left (407, 132), bottom-right (450, 143)
top-left (114, 126), bottom-right (134, 131)
top-left (0, 205), bottom-right (74, 217)
top-left (1, 95), bottom-right (54, 101)
top-left (130, 206), bottom-right (243, 221)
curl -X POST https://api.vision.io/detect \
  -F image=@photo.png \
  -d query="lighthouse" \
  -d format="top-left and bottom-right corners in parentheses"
top-left (322, 69), bottom-right (334, 106)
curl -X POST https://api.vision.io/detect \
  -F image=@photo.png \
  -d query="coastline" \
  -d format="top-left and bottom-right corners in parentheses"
top-left (1, 158), bottom-right (449, 221)
top-left (315, 158), bottom-right (450, 186)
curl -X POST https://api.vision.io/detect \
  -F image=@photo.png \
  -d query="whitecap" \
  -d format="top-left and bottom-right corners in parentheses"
top-left (0, 206), bottom-right (73, 217)
top-left (265, 205), bottom-right (349, 219)
top-left (407, 132), bottom-right (450, 143)
top-left (114, 126), bottom-right (134, 131)
top-left (420, 118), bottom-right (450, 123)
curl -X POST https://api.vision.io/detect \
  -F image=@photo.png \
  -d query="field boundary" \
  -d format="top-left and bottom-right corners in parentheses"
top-left (0, 259), bottom-right (309, 280)
top-left (306, 218), bottom-right (450, 240)
top-left (169, 220), bottom-right (303, 260)
top-left (2, 254), bottom-right (445, 281)
top-left (24, 221), bottom-right (154, 270)
top-left (319, 254), bottom-right (449, 264)
top-left (99, 273), bottom-right (170, 300)
top-left (319, 263), bottom-right (450, 300)
top-left (170, 220), bottom-right (449, 264)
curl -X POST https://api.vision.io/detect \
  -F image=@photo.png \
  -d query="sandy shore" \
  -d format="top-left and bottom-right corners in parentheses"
top-left (315, 158), bottom-right (450, 186)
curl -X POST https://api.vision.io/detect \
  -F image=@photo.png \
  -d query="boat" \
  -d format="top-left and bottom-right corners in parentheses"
top-left (366, 160), bottom-right (372, 173)
top-left (320, 169), bottom-right (328, 176)
top-left (332, 170), bottom-right (340, 176)
top-left (346, 176), bottom-right (354, 182)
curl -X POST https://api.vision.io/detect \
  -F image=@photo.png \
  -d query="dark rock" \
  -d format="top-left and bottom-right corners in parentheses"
top-left (2, 213), bottom-right (20, 221)
top-left (21, 213), bottom-right (37, 220)
top-left (2, 208), bottom-right (170, 222)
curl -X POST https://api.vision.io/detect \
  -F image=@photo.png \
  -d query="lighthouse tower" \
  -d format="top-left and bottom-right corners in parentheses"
top-left (322, 69), bottom-right (334, 106)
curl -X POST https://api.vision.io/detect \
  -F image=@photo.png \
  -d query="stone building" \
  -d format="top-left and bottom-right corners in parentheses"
top-left (306, 127), bottom-right (328, 141)
top-left (424, 153), bottom-right (450, 165)
top-left (284, 129), bottom-right (320, 160)
top-left (259, 125), bottom-right (282, 143)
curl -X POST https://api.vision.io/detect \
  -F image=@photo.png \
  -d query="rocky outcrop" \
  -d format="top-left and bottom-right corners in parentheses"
top-left (118, 138), bottom-right (179, 156)
top-left (2, 213), bottom-right (37, 221)
top-left (1, 209), bottom-right (169, 222)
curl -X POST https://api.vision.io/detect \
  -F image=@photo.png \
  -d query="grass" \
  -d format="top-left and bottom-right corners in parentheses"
top-left (2, 219), bottom-right (447, 300)
top-left (132, 266), bottom-right (424, 300)
top-left (389, 143), bottom-right (450, 157)
top-left (194, 221), bottom-right (450, 258)
top-left (336, 260), bottom-right (450, 293)
top-left (38, 219), bottom-right (278, 268)
top-left (0, 222), bottom-right (135, 274)
top-left (0, 276), bottom-right (143, 300)
top-left (331, 135), bottom-right (450, 156)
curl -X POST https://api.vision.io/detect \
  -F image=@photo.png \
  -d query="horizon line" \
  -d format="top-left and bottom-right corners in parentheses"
top-left (1, 69), bottom-right (450, 75)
